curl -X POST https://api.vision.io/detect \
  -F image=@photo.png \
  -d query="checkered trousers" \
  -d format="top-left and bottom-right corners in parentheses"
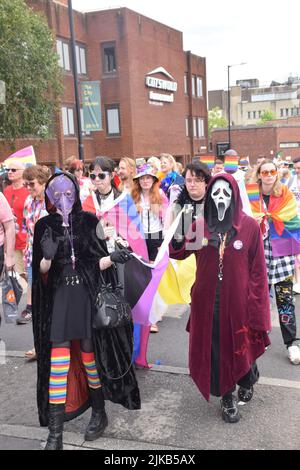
top-left (263, 235), bottom-right (295, 285)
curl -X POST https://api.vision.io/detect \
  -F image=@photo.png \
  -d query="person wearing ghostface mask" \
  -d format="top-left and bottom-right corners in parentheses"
top-left (32, 172), bottom-right (140, 450)
top-left (170, 174), bottom-right (271, 424)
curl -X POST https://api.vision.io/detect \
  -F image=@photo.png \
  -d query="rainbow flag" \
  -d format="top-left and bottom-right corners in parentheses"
top-left (4, 146), bottom-right (36, 167)
top-left (251, 185), bottom-right (300, 257)
top-left (224, 155), bottom-right (239, 173)
top-left (200, 156), bottom-right (215, 170)
top-left (246, 183), bottom-right (260, 202)
top-left (102, 192), bottom-right (149, 262)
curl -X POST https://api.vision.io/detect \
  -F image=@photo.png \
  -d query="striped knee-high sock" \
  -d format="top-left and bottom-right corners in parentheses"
top-left (81, 352), bottom-right (101, 389)
top-left (49, 348), bottom-right (70, 405)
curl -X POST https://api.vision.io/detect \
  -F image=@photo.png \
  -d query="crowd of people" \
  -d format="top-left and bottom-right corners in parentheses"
top-left (0, 149), bottom-right (300, 448)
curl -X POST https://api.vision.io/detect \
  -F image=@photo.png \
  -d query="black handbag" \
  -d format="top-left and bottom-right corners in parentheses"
top-left (92, 269), bottom-right (132, 330)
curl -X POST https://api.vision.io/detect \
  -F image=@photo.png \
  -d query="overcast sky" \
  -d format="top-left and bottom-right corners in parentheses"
top-left (73, 0), bottom-right (300, 91)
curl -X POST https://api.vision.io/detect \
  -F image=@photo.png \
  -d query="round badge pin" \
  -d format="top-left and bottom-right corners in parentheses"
top-left (234, 240), bottom-right (243, 250)
top-left (202, 237), bottom-right (208, 247)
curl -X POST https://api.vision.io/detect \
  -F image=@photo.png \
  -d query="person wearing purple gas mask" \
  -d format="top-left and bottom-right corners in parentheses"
top-left (32, 172), bottom-right (140, 451)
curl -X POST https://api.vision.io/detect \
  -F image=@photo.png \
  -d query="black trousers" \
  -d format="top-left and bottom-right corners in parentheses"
top-left (271, 277), bottom-right (297, 347)
top-left (223, 363), bottom-right (260, 398)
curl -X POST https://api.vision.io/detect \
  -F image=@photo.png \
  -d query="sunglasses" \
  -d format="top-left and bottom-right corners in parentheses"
top-left (7, 168), bottom-right (19, 173)
top-left (24, 181), bottom-right (36, 188)
top-left (90, 172), bottom-right (110, 181)
top-left (260, 169), bottom-right (277, 177)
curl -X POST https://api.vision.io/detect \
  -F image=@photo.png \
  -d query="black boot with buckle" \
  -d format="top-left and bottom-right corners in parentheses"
top-left (44, 404), bottom-right (65, 450)
top-left (84, 387), bottom-right (108, 441)
top-left (220, 394), bottom-right (241, 423)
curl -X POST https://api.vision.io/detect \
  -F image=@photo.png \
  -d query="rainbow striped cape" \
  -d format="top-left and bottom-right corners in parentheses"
top-left (251, 185), bottom-right (300, 257)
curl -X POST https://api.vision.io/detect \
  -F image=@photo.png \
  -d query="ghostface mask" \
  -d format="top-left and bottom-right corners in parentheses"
top-left (211, 179), bottom-right (232, 222)
top-left (46, 175), bottom-right (76, 226)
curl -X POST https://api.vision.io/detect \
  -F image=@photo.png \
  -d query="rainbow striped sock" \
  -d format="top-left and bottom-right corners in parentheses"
top-left (49, 348), bottom-right (70, 405)
top-left (81, 352), bottom-right (101, 390)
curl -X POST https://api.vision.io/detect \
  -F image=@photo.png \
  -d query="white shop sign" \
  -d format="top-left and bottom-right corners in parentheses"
top-left (149, 91), bottom-right (174, 103)
top-left (146, 67), bottom-right (177, 104)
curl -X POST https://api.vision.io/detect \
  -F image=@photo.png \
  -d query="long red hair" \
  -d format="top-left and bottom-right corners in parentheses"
top-left (131, 179), bottom-right (163, 215)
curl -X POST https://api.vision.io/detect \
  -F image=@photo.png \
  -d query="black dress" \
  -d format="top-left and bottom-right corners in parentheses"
top-left (50, 263), bottom-right (92, 343)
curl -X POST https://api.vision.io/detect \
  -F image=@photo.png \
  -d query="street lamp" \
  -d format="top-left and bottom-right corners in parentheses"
top-left (68, 0), bottom-right (84, 161)
top-left (227, 62), bottom-right (247, 149)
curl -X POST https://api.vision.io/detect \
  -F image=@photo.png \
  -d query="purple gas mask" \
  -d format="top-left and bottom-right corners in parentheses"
top-left (46, 175), bottom-right (76, 226)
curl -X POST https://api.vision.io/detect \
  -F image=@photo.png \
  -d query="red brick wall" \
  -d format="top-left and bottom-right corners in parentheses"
top-left (1, 2), bottom-right (208, 167)
top-left (211, 125), bottom-right (300, 164)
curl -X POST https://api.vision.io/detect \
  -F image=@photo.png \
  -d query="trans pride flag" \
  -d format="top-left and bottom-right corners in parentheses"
top-left (101, 192), bottom-right (149, 262)
top-left (251, 185), bottom-right (300, 257)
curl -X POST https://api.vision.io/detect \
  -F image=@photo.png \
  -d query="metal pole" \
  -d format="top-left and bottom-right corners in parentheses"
top-left (227, 65), bottom-right (231, 149)
top-left (68, 0), bottom-right (84, 161)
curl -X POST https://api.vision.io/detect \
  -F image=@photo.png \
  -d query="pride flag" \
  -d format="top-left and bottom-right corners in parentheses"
top-left (102, 192), bottom-right (149, 262)
top-left (200, 156), bottom-right (215, 170)
top-left (246, 183), bottom-right (260, 202)
top-left (124, 210), bottom-right (184, 368)
top-left (251, 185), bottom-right (300, 257)
top-left (4, 146), bottom-right (36, 167)
top-left (224, 155), bottom-right (239, 174)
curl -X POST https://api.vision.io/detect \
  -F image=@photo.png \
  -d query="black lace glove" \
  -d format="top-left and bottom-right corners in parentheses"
top-left (40, 227), bottom-right (59, 260)
top-left (110, 249), bottom-right (132, 264)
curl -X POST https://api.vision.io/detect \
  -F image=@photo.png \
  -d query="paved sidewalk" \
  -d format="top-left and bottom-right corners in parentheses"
top-left (0, 355), bottom-right (299, 450)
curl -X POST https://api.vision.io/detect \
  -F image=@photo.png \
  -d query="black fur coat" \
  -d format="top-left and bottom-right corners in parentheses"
top-left (32, 173), bottom-right (141, 427)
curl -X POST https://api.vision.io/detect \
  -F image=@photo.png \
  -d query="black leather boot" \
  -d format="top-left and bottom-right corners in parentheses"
top-left (44, 404), bottom-right (65, 450)
top-left (84, 387), bottom-right (108, 441)
top-left (220, 394), bottom-right (240, 423)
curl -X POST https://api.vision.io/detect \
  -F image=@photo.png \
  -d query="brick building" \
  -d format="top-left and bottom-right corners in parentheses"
top-left (211, 117), bottom-right (300, 164)
top-left (0, 0), bottom-right (208, 167)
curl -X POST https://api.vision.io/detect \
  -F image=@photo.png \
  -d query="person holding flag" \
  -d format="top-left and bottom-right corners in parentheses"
top-left (251, 159), bottom-right (300, 365)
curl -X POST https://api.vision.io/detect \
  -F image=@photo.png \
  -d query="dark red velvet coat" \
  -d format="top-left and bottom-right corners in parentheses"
top-left (170, 174), bottom-right (271, 401)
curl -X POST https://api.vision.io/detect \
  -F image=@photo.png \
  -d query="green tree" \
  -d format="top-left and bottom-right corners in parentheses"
top-left (208, 107), bottom-right (228, 137)
top-left (0, 0), bottom-right (63, 146)
top-left (257, 109), bottom-right (276, 125)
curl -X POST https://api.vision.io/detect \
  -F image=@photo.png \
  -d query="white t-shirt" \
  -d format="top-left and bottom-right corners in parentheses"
top-left (140, 193), bottom-right (163, 234)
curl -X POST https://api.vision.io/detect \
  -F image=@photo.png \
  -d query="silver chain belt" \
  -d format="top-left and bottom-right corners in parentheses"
top-left (64, 275), bottom-right (83, 286)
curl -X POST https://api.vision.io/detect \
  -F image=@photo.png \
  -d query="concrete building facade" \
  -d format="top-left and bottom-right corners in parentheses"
top-left (209, 79), bottom-right (300, 128)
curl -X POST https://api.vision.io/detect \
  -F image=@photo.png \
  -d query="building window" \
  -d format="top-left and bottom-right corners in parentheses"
top-left (280, 108), bottom-right (284, 117)
top-left (193, 117), bottom-right (197, 137)
top-left (102, 43), bottom-right (117, 74)
top-left (258, 110), bottom-right (262, 118)
top-left (197, 118), bottom-right (205, 138)
top-left (286, 108), bottom-right (289, 117)
top-left (191, 75), bottom-right (196, 96)
top-left (106, 105), bottom-right (121, 136)
top-left (56, 39), bottom-right (71, 71)
top-left (62, 106), bottom-right (75, 136)
top-left (184, 74), bottom-right (188, 95)
top-left (248, 112), bottom-right (251, 119)
top-left (196, 77), bottom-right (203, 97)
top-left (185, 117), bottom-right (189, 137)
top-left (76, 44), bottom-right (87, 75)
